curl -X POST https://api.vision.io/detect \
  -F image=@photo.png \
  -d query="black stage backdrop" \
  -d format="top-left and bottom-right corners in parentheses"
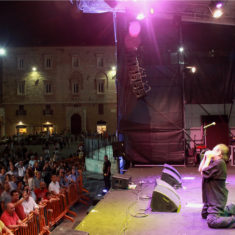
top-left (116, 16), bottom-right (185, 164)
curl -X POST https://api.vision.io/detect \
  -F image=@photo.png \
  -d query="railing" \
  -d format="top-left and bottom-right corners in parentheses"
top-left (6, 169), bottom-right (89, 235)
top-left (84, 135), bottom-right (117, 160)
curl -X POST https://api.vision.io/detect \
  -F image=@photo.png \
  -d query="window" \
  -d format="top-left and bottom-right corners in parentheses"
top-left (72, 82), bottom-right (79, 94)
top-left (96, 53), bottom-right (104, 68)
top-left (43, 104), bottom-right (53, 115)
top-left (17, 57), bottom-right (25, 70)
top-left (17, 81), bottom-right (25, 95)
top-left (44, 82), bottom-right (52, 95)
top-left (98, 104), bottom-right (104, 115)
top-left (97, 79), bottom-right (105, 94)
top-left (72, 55), bottom-right (79, 68)
top-left (16, 105), bottom-right (26, 116)
top-left (44, 55), bottom-right (53, 69)
top-left (97, 57), bottom-right (104, 68)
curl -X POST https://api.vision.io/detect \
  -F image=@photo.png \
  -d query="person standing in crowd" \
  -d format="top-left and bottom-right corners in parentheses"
top-left (14, 161), bottom-right (26, 179)
top-left (103, 155), bottom-right (111, 190)
top-left (198, 144), bottom-right (235, 228)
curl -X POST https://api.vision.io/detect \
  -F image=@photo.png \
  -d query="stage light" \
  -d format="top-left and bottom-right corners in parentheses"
top-left (179, 47), bottom-right (184, 53)
top-left (212, 8), bottom-right (223, 18)
top-left (216, 2), bottom-right (223, 8)
top-left (150, 8), bottom-right (154, 14)
top-left (0, 48), bottom-right (6, 56)
top-left (32, 67), bottom-right (37, 72)
top-left (191, 66), bottom-right (196, 73)
top-left (129, 21), bottom-right (141, 37)
top-left (102, 189), bottom-right (108, 193)
top-left (210, 1), bottom-right (224, 18)
top-left (186, 66), bottom-right (197, 73)
top-left (112, 66), bottom-right (116, 71)
top-left (136, 13), bottom-right (145, 20)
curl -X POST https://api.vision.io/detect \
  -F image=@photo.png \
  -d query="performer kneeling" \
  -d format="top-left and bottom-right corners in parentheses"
top-left (198, 144), bottom-right (235, 228)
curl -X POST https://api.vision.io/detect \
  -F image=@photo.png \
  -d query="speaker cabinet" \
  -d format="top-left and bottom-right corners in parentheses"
top-left (112, 174), bottom-right (131, 189)
top-left (161, 165), bottom-right (182, 188)
top-left (151, 179), bottom-right (181, 212)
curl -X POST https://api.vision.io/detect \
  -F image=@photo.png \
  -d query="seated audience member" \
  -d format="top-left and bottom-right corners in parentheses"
top-left (21, 190), bottom-right (39, 215)
top-left (11, 190), bottom-right (26, 220)
top-left (9, 175), bottom-right (17, 191)
top-left (0, 220), bottom-right (14, 235)
top-left (0, 168), bottom-right (6, 184)
top-left (26, 168), bottom-right (35, 191)
top-left (24, 185), bottom-right (37, 202)
top-left (6, 165), bottom-right (17, 177)
top-left (34, 171), bottom-right (44, 189)
top-left (1, 203), bottom-right (27, 229)
top-left (0, 182), bottom-right (11, 211)
top-left (34, 182), bottom-right (48, 203)
top-left (16, 181), bottom-right (24, 198)
top-left (67, 168), bottom-right (78, 183)
top-left (58, 169), bottom-right (69, 188)
top-left (48, 175), bottom-right (60, 195)
top-left (28, 156), bottom-right (35, 168)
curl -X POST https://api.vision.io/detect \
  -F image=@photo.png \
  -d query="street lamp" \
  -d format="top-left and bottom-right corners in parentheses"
top-left (0, 47), bottom-right (6, 137)
top-left (0, 48), bottom-right (6, 56)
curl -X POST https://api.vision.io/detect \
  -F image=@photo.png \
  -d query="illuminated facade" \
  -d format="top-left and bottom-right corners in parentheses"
top-left (0, 46), bottom-right (117, 136)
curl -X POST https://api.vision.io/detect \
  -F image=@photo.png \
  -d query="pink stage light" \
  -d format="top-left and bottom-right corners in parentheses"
top-left (129, 21), bottom-right (141, 37)
top-left (136, 13), bottom-right (145, 20)
top-left (216, 2), bottom-right (223, 8)
top-left (150, 8), bottom-right (154, 14)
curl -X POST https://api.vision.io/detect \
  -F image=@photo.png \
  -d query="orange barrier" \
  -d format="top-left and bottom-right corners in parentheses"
top-left (7, 179), bottom-right (90, 235)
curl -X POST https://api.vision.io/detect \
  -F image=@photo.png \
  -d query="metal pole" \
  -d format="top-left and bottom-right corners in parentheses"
top-left (178, 16), bottom-right (186, 164)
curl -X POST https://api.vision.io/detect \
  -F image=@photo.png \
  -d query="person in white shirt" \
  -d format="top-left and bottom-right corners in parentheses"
top-left (15, 161), bottom-right (26, 178)
top-left (21, 190), bottom-right (39, 215)
top-left (48, 175), bottom-right (60, 195)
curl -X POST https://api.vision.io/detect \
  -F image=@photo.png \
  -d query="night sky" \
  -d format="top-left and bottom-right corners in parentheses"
top-left (0, 1), bottom-right (235, 49)
top-left (0, 1), bottom-right (115, 47)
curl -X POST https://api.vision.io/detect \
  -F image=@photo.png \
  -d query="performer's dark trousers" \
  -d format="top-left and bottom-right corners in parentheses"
top-left (104, 175), bottom-right (111, 190)
top-left (202, 204), bottom-right (235, 228)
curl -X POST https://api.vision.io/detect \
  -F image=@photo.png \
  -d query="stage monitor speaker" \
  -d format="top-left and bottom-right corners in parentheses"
top-left (112, 174), bottom-right (131, 189)
top-left (151, 179), bottom-right (181, 212)
top-left (161, 165), bottom-right (182, 188)
top-left (163, 164), bottom-right (182, 180)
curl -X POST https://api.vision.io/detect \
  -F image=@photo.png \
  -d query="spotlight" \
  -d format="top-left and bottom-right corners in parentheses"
top-left (150, 8), bottom-right (154, 15)
top-left (0, 48), bottom-right (6, 56)
top-left (212, 9), bottom-right (223, 18)
top-left (179, 47), bottom-right (184, 53)
top-left (136, 13), bottom-right (145, 20)
top-left (186, 66), bottom-right (197, 73)
top-left (210, 1), bottom-right (224, 18)
top-left (32, 67), bottom-right (37, 72)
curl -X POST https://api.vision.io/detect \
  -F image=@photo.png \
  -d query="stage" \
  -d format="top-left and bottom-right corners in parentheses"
top-left (76, 166), bottom-right (235, 235)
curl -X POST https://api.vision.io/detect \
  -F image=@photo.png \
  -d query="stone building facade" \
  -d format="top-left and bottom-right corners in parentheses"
top-left (0, 46), bottom-right (117, 136)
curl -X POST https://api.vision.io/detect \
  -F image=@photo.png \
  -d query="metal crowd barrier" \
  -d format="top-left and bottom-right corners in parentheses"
top-left (6, 172), bottom-right (90, 235)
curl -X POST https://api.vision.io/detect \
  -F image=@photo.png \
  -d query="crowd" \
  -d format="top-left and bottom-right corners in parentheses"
top-left (0, 140), bottom-right (85, 234)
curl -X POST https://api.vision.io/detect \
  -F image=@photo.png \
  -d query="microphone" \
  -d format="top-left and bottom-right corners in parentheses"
top-left (203, 122), bottom-right (216, 129)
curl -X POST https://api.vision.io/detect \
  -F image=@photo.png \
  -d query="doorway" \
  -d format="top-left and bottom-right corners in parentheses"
top-left (71, 114), bottom-right (82, 135)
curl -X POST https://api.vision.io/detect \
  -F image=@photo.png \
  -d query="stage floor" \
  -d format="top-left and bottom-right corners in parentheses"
top-left (76, 166), bottom-right (235, 235)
